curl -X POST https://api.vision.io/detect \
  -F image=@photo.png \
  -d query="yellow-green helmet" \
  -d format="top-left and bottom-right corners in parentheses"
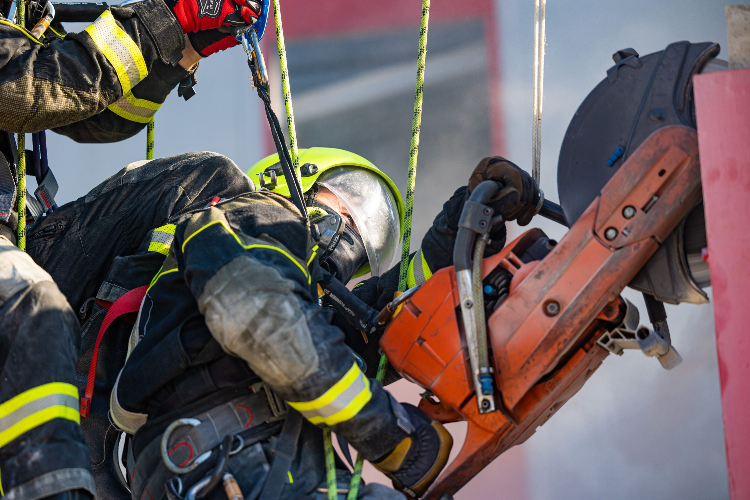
top-left (247, 147), bottom-right (404, 277)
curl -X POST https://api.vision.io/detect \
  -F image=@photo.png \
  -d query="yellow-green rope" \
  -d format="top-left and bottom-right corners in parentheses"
top-left (272, 0), bottom-right (300, 177)
top-left (323, 428), bottom-right (338, 498)
top-left (16, 134), bottom-right (25, 251)
top-left (347, 1), bottom-right (431, 498)
top-left (147, 119), bottom-right (154, 160)
top-left (15, 0), bottom-right (26, 251)
top-left (396, 0), bottom-right (430, 294)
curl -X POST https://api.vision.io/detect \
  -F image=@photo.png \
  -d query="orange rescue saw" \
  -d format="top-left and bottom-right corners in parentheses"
top-left (380, 124), bottom-right (703, 500)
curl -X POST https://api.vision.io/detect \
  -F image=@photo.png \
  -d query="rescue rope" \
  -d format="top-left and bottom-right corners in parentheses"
top-left (396, 0), bottom-right (430, 294)
top-left (346, 2), bottom-right (431, 498)
top-left (16, 0), bottom-right (26, 250)
top-left (271, 0), bottom-right (299, 173)
top-left (531, 0), bottom-right (546, 185)
top-left (147, 119), bottom-right (154, 160)
top-left (16, 134), bottom-right (25, 251)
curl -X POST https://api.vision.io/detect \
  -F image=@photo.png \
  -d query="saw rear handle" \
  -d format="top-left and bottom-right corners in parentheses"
top-left (453, 180), bottom-right (503, 414)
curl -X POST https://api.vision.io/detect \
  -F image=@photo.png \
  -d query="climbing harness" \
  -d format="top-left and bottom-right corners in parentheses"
top-left (531, 0), bottom-right (546, 185)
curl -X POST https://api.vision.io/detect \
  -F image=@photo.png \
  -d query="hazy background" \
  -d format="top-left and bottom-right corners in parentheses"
top-left (42, 0), bottom-right (741, 498)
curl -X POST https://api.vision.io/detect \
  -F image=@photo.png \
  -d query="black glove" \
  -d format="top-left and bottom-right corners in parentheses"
top-left (468, 156), bottom-right (540, 226)
top-left (419, 186), bottom-right (507, 277)
top-left (372, 403), bottom-right (453, 498)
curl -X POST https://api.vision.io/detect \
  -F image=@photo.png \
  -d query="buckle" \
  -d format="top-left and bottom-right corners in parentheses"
top-left (252, 382), bottom-right (288, 421)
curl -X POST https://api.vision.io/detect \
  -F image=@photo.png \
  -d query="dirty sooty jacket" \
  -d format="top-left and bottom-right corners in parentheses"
top-left (0, 0), bottom-right (194, 142)
top-left (114, 191), bottom-right (411, 498)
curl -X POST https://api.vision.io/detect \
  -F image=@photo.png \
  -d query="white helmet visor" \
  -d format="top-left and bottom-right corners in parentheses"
top-left (317, 167), bottom-right (401, 276)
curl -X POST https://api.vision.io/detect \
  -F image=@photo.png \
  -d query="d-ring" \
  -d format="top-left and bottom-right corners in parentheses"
top-left (161, 418), bottom-right (212, 474)
top-left (229, 435), bottom-right (244, 456)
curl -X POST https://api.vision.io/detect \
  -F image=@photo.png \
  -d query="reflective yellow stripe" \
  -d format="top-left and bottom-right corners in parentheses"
top-left (147, 242), bottom-right (170, 255)
top-left (47, 25), bottom-right (65, 37)
top-left (287, 363), bottom-right (372, 426)
top-left (0, 383), bottom-right (80, 449)
top-left (148, 224), bottom-right (176, 255)
top-left (155, 224), bottom-right (176, 235)
top-left (407, 248), bottom-right (433, 288)
top-left (0, 18), bottom-right (41, 44)
top-left (109, 93), bottom-right (164, 123)
top-left (85, 10), bottom-right (147, 95)
top-left (307, 245), bottom-right (319, 266)
top-left (147, 267), bottom-right (178, 292)
top-left (183, 220), bottom-right (310, 284)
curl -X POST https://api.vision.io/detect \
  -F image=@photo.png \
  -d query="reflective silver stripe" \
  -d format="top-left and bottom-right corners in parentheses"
top-left (84, 11), bottom-right (147, 94)
top-left (288, 364), bottom-right (372, 426)
top-left (0, 393), bottom-right (78, 433)
top-left (110, 95), bottom-right (159, 118)
top-left (412, 248), bottom-right (427, 285)
top-left (148, 224), bottom-right (176, 255)
top-left (151, 230), bottom-right (174, 246)
top-left (296, 374), bottom-right (367, 421)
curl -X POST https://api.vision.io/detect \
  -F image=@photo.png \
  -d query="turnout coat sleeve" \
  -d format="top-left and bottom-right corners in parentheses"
top-left (164, 192), bottom-right (409, 461)
top-left (0, 0), bottom-right (188, 139)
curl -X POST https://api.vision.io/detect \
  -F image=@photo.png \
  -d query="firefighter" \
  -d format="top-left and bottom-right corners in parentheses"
top-left (0, 1), bottom-right (261, 498)
top-left (111, 148), bottom-right (540, 499)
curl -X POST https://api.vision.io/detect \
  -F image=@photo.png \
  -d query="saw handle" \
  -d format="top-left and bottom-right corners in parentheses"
top-left (453, 180), bottom-right (501, 271)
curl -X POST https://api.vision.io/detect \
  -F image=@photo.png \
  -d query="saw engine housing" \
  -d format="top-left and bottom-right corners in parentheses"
top-left (379, 126), bottom-right (702, 499)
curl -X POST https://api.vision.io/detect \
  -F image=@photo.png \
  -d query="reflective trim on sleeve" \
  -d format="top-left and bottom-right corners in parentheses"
top-left (0, 383), bottom-right (80, 449)
top-left (182, 219), bottom-right (311, 284)
top-left (407, 248), bottom-right (433, 288)
top-left (287, 363), bottom-right (372, 426)
top-left (85, 10), bottom-right (147, 95)
top-left (109, 93), bottom-right (162, 124)
top-left (148, 224), bottom-right (176, 255)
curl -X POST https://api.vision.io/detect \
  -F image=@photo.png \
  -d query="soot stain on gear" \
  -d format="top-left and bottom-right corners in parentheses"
top-left (199, 254), bottom-right (320, 390)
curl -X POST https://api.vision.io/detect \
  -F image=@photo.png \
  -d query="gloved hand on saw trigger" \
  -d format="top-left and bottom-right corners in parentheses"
top-left (468, 156), bottom-right (541, 226)
top-left (166, 0), bottom-right (261, 56)
top-left (372, 403), bottom-right (453, 498)
top-left (407, 156), bottom-right (539, 289)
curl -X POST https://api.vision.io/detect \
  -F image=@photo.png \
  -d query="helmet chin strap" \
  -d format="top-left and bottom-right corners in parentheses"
top-left (310, 200), bottom-right (368, 284)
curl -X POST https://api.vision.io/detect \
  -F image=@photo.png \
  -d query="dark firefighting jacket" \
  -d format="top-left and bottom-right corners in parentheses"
top-left (113, 191), bottom-right (411, 498)
top-left (0, 0), bottom-right (194, 141)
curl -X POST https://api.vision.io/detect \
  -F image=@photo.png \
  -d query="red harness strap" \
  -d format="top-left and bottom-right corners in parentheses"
top-left (80, 285), bottom-right (149, 417)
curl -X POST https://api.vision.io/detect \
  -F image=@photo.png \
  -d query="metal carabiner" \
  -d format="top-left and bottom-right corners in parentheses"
top-left (241, 29), bottom-right (269, 90)
top-left (185, 476), bottom-right (212, 500)
top-left (160, 418), bottom-right (212, 475)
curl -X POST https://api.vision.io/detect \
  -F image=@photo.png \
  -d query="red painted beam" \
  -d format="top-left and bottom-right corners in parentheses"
top-left (694, 67), bottom-right (750, 500)
top-left (274, 0), bottom-right (492, 40)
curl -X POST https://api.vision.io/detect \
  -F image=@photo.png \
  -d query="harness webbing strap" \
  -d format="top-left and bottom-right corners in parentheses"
top-left (80, 285), bottom-right (148, 417)
top-left (258, 409), bottom-right (303, 500)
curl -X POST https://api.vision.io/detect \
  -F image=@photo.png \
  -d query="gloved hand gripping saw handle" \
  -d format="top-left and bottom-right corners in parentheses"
top-left (454, 180), bottom-right (502, 414)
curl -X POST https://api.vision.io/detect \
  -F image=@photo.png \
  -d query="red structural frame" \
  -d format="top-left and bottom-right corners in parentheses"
top-left (694, 67), bottom-right (750, 500)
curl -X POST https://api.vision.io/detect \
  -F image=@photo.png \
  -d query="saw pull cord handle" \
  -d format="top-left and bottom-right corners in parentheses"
top-left (454, 180), bottom-right (500, 414)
